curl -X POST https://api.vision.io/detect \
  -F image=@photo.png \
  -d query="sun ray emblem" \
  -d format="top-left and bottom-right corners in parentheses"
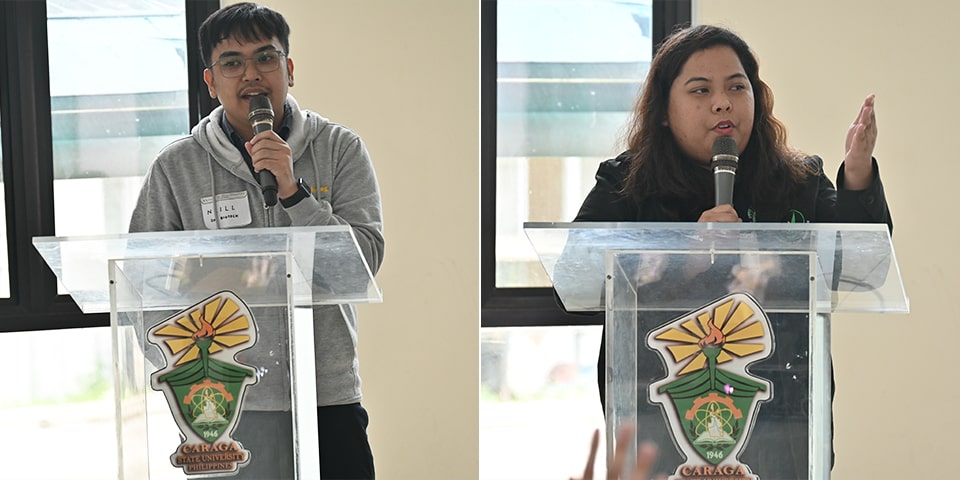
top-left (654, 296), bottom-right (767, 376)
top-left (151, 295), bottom-right (253, 366)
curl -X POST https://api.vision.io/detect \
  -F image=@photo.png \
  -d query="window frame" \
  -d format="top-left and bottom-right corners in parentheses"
top-left (480, 0), bottom-right (692, 328)
top-left (0, 0), bottom-right (219, 332)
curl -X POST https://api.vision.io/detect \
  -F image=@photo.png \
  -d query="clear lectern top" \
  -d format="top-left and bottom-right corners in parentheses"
top-left (525, 221), bottom-right (908, 314)
top-left (33, 225), bottom-right (381, 313)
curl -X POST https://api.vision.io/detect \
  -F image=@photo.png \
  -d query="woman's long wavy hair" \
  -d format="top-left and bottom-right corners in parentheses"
top-left (621, 24), bottom-right (813, 213)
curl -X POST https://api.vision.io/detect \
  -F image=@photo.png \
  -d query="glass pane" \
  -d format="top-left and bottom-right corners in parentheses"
top-left (480, 326), bottom-right (605, 479)
top-left (0, 121), bottom-right (8, 298)
top-left (0, 327), bottom-right (115, 480)
top-left (496, 0), bottom-right (653, 287)
top-left (47, 0), bottom-right (189, 237)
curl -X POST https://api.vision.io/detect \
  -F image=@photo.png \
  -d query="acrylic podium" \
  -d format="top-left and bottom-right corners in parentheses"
top-left (525, 222), bottom-right (908, 480)
top-left (33, 225), bottom-right (381, 480)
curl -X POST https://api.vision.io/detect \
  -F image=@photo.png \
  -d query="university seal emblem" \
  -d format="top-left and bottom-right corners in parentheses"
top-left (147, 290), bottom-right (259, 476)
top-left (647, 292), bottom-right (773, 480)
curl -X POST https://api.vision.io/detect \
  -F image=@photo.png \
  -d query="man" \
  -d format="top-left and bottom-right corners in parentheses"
top-left (129, 3), bottom-right (383, 478)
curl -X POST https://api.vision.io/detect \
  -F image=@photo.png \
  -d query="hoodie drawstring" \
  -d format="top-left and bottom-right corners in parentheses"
top-left (208, 153), bottom-right (222, 230)
top-left (309, 141), bottom-right (322, 203)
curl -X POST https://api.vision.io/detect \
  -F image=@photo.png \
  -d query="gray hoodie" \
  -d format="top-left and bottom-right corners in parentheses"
top-left (129, 95), bottom-right (384, 408)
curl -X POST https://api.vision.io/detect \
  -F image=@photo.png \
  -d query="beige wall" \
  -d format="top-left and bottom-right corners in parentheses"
top-left (699, 1), bottom-right (957, 477)
top-left (239, 1), bottom-right (479, 479)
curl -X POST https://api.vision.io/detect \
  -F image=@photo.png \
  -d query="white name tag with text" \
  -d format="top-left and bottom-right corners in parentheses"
top-left (202, 191), bottom-right (252, 229)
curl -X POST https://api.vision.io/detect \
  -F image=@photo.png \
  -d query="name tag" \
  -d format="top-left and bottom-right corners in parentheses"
top-left (202, 191), bottom-right (252, 229)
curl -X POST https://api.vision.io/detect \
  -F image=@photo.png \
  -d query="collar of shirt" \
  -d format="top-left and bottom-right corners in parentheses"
top-left (220, 100), bottom-right (294, 176)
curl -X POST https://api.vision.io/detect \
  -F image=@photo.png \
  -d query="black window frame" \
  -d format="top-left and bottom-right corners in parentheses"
top-left (480, 0), bottom-right (692, 328)
top-left (0, 0), bottom-right (219, 332)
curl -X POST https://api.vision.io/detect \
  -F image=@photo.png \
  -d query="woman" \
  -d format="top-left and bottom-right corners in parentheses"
top-left (576, 25), bottom-right (889, 227)
top-left (569, 24), bottom-right (891, 478)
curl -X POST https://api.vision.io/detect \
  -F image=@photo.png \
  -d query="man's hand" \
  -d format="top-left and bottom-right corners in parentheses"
top-left (246, 129), bottom-right (296, 198)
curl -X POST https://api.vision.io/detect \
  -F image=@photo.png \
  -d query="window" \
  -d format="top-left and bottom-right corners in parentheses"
top-left (480, 1), bottom-right (691, 477)
top-left (495, 0), bottom-right (653, 289)
top-left (482, 0), bottom-right (691, 327)
top-left (48, 2), bottom-right (191, 238)
top-left (0, 0), bottom-right (216, 331)
top-left (0, 2), bottom-right (216, 478)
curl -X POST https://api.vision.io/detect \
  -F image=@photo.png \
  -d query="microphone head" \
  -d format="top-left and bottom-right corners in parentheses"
top-left (248, 95), bottom-right (274, 135)
top-left (248, 94), bottom-right (274, 119)
top-left (711, 137), bottom-right (738, 206)
top-left (711, 136), bottom-right (738, 158)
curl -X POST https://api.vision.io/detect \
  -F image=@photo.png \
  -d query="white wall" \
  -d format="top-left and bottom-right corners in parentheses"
top-left (698, 1), bottom-right (956, 477)
top-left (251, 1), bottom-right (480, 479)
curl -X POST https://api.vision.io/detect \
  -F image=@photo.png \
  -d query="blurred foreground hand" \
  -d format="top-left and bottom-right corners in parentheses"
top-left (570, 423), bottom-right (663, 480)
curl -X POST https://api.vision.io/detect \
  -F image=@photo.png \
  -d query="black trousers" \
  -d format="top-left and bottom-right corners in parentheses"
top-left (317, 403), bottom-right (376, 480)
top-left (232, 403), bottom-right (375, 479)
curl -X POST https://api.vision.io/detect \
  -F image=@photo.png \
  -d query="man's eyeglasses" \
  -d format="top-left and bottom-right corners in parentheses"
top-left (208, 49), bottom-right (287, 78)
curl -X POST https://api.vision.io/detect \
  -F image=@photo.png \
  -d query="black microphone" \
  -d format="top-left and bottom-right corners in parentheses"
top-left (248, 95), bottom-right (278, 207)
top-left (711, 136), bottom-right (739, 206)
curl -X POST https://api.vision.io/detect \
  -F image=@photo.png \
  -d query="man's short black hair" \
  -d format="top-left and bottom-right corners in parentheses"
top-left (199, 2), bottom-right (291, 67)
